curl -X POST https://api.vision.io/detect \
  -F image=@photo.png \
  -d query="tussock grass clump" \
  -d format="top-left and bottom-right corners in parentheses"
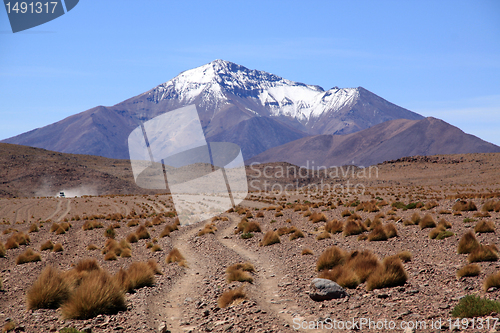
top-left (198, 223), bottom-right (217, 236)
top-left (368, 225), bottom-right (388, 241)
top-left (29, 223), bottom-right (39, 233)
top-left (482, 200), bottom-right (499, 212)
top-left (5, 231), bottom-right (30, 249)
top-left (16, 248), bottom-right (41, 265)
top-left (366, 256), bottom-right (408, 291)
top-left (289, 227), bottom-right (304, 240)
top-left (347, 213), bottom-right (362, 221)
top-left (50, 223), bottom-right (60, 233)
top-left (356, 201), bottom-right (379, 212)
top-left (438, 218), bottom-right (452, 229)
top-left (235, 217), bottom-right (249, 234)
top-left (302, 248), bottom-right (314, 255)
top-left (60, 269), bottom-right (126, 319)
top-left (160, 223), bottom-right (178, 238)
top-left (483, 271), bottom-right (500, 291)
top-left (439, 209), bottom-right (452, 215)
top-left (453, 200), bottom-right (478, 212)
top-left (345, 250), bottom-right (381, 283)
top-left (424, 201), bottom-right (439, 210)
top-left (419, 214), bottom-right (436, 229)
top-left (451, 295), bottom-right (500, 318)
top-left (317, 246), bottom-right (346, 271)
top-left (73, 258), bottom-right (101, 272)
top-left (27, 266), bottom-right (71, 309)
top-left (385, 223), bottom-right (398, 238)
top-left (135, 225), bottom-right (150, 240)
top-left (259, 231), bottom-right (280, 246)
top-left (2, 321), bottom-right (16, 332)
top-left (341, 210), bottom-right (351, 217)
top-left (53, 243), bottom-right (63, 252)
top-left (226, 262), bottom-right (254, 283)
top-left (325, 219), bottom-right (343, 234)
top-left (166, 248), bottom-right (186, 266)
top-left (474, 220), bottom-right (495, 233)
top-left (316, 231), bottom-right (331, 241)
top-left (243, 221), bottom-right (261, 233)
top-left (147, 259), bottom-right (163, 275)
top-left (120, 248), bottom-right (132, 257)
top-left (468, 245), bottom-right (499, 263)
top-left (309, 212), bottom-right (327, 223)
top-left (40, 240), bottom-right (54, 251)
top-left (458, 231), bottom-right (480, 254)
top-left (398, 251), bottom-right (412, 262)
top-left (82, 221), bottom-right (103, 231)
top-left (343, 220), bottom-right (366, 237)
top-left (429, 225), bottom-right (454, 240)
top-left (319, 266), bottom-right (360, 289)
top-left (125, 262), bottom-right (155, 291)
top-left (104, 252), bottom-right (117, 261)
top-left (126, 220), bottom-right (139, 227)
top-left (410, 212), bottom-right (421, 225)
top-left (218, 287), bottom-right (246, 308)
top-left (0, 242), bottom-right (5, 257)
top-left (275, 211), bottom-right (283, 217)
top-left (368, 218), bottom-right (382, 231)
top-left (457, 264), bottom-right (481, 278)
top-left (126, 232), bottom-right (138, 243)
top-left (104, 226), bottom-right (116, 239)
top-left (256, 211), bottom-right (264, 218)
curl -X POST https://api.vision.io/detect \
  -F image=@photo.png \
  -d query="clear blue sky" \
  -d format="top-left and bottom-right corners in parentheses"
top-left (1, 0), bottom-right (499, 145)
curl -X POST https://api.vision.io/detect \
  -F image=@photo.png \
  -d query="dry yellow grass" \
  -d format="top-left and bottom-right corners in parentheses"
top-left (484, 271), bottom-right (500, 291)
top-left (26, 266), bottom-right (71, 309)
top-left (316, 231), bottom-right (331, 241)
top-left (366, 256), bottom-right (408, 291)
top-left (457, 264), bottom-right (481, 278)
top-left (343, 220), bottom-right (366, 237)
top-left (53, 243), bottom-right (63, 252)
top-left (218, 287), bottom-right (246, 308)
top-left (474, 220), bottom-right (495, 233)
top-left (419, 214), bottom-right (436, 229)
top-left (318, 266), bottom-right (360, 289)
top-left (325, 219), bottom-right (343, 234)
top-left (309, 212), bottom-right (327, 223)
top-left (468, 245), bottom-right (499, 263)
top-left (40, 240), bottom-right (54, 251)
top-left (226, 262), bottom-right (254, 283)
top-left (198, 223), bottom-right (217, 236)
top-left (135, 225), bottom-right (150, 240)
top-left (60, 269), bottom-right (126, 319)
top-left (16, 248), bottom-right (41, 265)
top-left (259, 231), bottom-right (280, 246)
top-left (0, 242), bottom-right (5, 258)
top-left (458, 231), bottom-right (480, 254)
top-left (302, 248), bottom-right (314, 255)
top-left (398, 251), bottom-right (412, 262)
top-left (166, 248), bottom-right (186, 266)
top-left (317, 246), bottom-right (346, 271)
top-left (453, 200), bottom-right (478, 212)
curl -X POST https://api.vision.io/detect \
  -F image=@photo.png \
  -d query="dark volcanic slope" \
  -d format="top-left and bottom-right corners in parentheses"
top-left (248, 117), bottom-right (500, 167)
top-left (0, 143), bottom-right (149, 198)
top-left (207, 116), bottom-right (308, 160)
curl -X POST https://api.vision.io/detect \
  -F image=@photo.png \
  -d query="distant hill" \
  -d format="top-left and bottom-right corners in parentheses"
top-left (247, 117), bottom-right (500, 167)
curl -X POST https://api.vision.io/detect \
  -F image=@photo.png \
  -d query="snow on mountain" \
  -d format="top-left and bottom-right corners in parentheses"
top-left (145, 59), bottom-right (358, 124)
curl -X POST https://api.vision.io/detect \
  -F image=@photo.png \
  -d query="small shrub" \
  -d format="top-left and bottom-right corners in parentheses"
top-left (410, 212), bottom-right (421, 225)
top-left (468, 245), bottom-right (499, 263)
top-left (343, 220), bottom-right (365, 237)
top-left (325, 219), bottom-right (343, 234)
top-left (463, 217), bottom-right (476, 223)
top-left (316, 231), bottom-right (331, 241)
top-left (458, 231), bottom-right (480, 254)
top-left (366, 256), bottom-right (407, 291)
top-left (319, 266), bottom-right (360, 289)
top-left (27, 266), bottom-right (71, 309)
top-left (104, 227), bottom-right (116, 239)
top-left (419, 214), bottom-right (436, 229)
top-left (166, 248), bottom-right (186, 266)
top-left (302, 248), bottom-right (314, 255)
top-left (368, 225), bottom-right (387, 241)
top-left (437, 218), bottom-right (452, 229)
top-left (483, 271), bottom-right (500, 291)
top-left (457, 264), bottom-right (481, 278)
top-left (53, 243), bottom-right (63, 252)
top-left (345, 250), bottom-right (380, 283)
top-left (50, 223), bottom-right (60, 232)
top-left (218, 287), bottom-right (246, 308)
top-left (40, 240), bottom-right (54, 251)
top-left (243, 221), bottom-right (261, 233)
top-left (16, 248), bottom-right (41, 265)
top-left (275, 211), bottom-right (283, 218)
top-left (385, 223), bottom-right (398, 238)
top-left (82, 221), bottom-right (103, 231)
top-left (317, 246), bottom-right (346, 271)
top-left (259, 231), bottom-right (280, 246)
top-left (481, 200), bottom-right (498, 212)
top-left (60, 269), bottom-right (126, 319)
top-left (341, 210), bottom-right (351, 217)
top-left (151, 244), bottom-right (162, 252)
top-left (29, 223), bottom-right (39, 233)
top-left (147, 259), bottom-right (163, 275)
top-left (424, 201), bottom-right (439, 210)
top-left (120, 248), bottom-right (132, 257)
top-left (241, 233), bottom-right (254, 239)
top-left (104, 252), bottom-right (117, 261)
top-left (126, 233), bottom-right (138, 243)
top-left (87, 244), bottom-right (99, 251)
top-left (226, 263), bottom-right (253, 283)
top-left (451, 295), bottom-right (500, 318)
top-left (289, 228), bottom-right (304, 241)
top-left (126, 262), bottom-right (155, 290)
top-left (474, 220), bottom-right (495, 233)
top-left (310, 212), bottom-right (327, 223)
top-left (453, 200), bottom-right (477, 212)
top-left (439, 209), bottom-right (452, 215)
top-left (135, 225), bottom-right (150, 240)
top-left (127, 220), bottom-right (139, 227)
top-left (198, 223), bottom-right (217, 236)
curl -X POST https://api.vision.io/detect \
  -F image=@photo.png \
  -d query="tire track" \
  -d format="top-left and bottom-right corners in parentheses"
top-left (151, 224), bottom-right (207, 332)
top-left (56, 199), bottom-right (71, 222)
top-left (45, 199), bottom-right (62, 221)
top-left (217, 215), bottom-right (304, 330)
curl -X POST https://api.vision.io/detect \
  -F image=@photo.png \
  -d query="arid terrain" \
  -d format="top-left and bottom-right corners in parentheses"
top-left (1, 152), bottom-right (500, 333)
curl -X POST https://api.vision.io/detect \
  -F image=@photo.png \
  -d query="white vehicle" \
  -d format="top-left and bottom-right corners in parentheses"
top-left (59, 191), bottom-right (65, 198)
